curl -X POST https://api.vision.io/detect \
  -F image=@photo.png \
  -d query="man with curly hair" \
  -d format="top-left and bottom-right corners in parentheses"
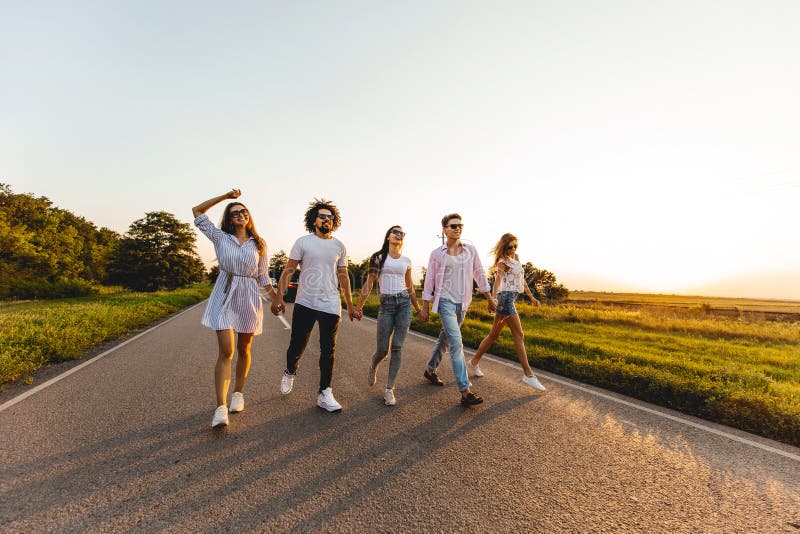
top-left (272, 198), bottom-right (358, 412)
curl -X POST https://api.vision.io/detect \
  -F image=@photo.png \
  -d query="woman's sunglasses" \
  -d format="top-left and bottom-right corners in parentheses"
top-left (230, 209), bottom-right (249, 219)
top-left (390, 229), bottom-right (406, 238)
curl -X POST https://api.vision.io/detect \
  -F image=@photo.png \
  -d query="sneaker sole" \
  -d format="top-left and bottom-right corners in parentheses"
top-left (229, 407), bottom-right (244, 413)
top-left (317, 404), bottom-right (342, 413)
top-left (211, 420), bottom-right (229, 428)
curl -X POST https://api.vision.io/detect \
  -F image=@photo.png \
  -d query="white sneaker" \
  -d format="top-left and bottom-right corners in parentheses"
top-left (211, 405), bottom-right (229, 428)
top-left (468, 359), bottom-right (484, 377)
top-left (522, 374), bottom-right (546, 392)
top-left (280, 371), bottom-right (295, 395)
top-left (368, 365), bottom-right (377, 386)
top-left (384, 388), bottom-right (397, 406)
top-left (317, 387), bottom-right (342, 412)
top-left (229, 392), bottom-right (244, 413)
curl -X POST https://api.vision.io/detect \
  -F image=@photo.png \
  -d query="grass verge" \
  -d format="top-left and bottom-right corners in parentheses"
top-left (359, 292), bottom-right (800, 446)
top-left (0, 284), bottom-right (212, 388)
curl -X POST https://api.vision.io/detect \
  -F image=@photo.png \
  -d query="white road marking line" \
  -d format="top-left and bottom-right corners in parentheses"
top-left (361, 316), bottom-right (800, 462)
top-left (276, 313), bottom-right (291, 329)
top-left (260, 296), bottom-right (292, 329)
top-left (0, 301), bottom-right (206, 413)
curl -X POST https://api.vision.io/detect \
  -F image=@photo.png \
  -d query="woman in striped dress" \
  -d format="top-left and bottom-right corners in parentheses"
top-left (193, 189), bottom-right (280, 428)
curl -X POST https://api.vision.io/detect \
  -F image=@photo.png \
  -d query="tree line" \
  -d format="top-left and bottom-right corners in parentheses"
top-left (2, 183), bottom-right (567, 301)
top-left (1, 184), bottom-right (204, 298)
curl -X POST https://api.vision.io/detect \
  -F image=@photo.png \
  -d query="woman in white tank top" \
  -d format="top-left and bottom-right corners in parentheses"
top-left (355, 225), bottom-right (421, 405)
top-left (467, 233), bottom-right (547, 392)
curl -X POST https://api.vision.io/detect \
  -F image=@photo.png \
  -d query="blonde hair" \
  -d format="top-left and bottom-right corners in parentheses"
top-left (491, 233), bottom-right (518, 268)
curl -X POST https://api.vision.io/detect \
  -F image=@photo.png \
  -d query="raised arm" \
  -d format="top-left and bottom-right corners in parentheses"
top-left (192, 189), bottom-right (241, 218)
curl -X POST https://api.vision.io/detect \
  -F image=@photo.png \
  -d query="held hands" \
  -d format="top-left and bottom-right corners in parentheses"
top-left (347, 304), bottom-right (362, 322)
top-left (270, 300), bottom-right (285, 316)
top-left (418, 308), bottom-right (430, 322)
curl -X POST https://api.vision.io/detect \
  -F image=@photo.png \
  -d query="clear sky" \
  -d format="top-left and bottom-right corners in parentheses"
top-left (3, 1), bottom-right (799, 300)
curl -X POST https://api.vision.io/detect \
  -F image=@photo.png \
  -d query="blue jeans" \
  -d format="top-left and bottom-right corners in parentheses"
top-left (427, 298), bottom-right (471, 392)
top-left (372, 291), bottom-right (413, 389)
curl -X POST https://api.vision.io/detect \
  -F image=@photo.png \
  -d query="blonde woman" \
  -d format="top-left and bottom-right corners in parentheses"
top-left (468, 233), bottom-right (546, 391)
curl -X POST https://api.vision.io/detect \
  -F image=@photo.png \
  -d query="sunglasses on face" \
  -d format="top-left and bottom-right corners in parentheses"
top-left (230, 209), bottom-right (249, 219)
top-left (448, 223), bottom-right (463, 230)
top-left (317, 213), bottom-right (334, 220)
top-left (507, 244), bottom-right (517, 250)
top-left (390, 229), bottom-right (406, 238)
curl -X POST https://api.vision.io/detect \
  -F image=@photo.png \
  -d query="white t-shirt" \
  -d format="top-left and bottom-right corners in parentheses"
top-left (441, 252), bottom-right (465, 304)
top-left (378, 255), bottom-right (412, 294)
top-left (498, 257), bottom-right (525, 293)
top-left (289, 234), bottom-right (348, 316)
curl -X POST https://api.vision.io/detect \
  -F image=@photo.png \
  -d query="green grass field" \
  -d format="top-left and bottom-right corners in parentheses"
top-left (360, 291), bottom-right (800, 446)
top-left (0, 284), bottom-right (212, 388)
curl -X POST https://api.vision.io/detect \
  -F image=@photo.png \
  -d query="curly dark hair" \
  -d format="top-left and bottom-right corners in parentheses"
top-left (304, 198), bottom-right (342, 233)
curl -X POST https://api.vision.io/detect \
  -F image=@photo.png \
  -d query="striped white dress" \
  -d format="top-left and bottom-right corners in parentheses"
top-left (195, 214), bottom-right (271, 335)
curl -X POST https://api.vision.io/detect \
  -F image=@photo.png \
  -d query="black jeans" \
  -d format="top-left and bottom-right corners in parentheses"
top-left (285, 303), bottom-right (341, 392)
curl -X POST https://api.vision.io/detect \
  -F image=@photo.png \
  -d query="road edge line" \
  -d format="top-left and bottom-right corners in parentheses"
top-left (360, 316), bottom-right (800, 462)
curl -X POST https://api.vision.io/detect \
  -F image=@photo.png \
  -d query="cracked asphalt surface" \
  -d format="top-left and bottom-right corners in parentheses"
top-left (1, 303), bottom-right (799, 532)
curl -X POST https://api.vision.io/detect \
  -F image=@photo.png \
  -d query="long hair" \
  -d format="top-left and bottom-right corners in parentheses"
top-left (368, 225), bottom-right (402, 276)
top-left (491, 233), bottom-right (518, 268)
top-left (219, 202), bottom-right (266, 257)
top-left (304, 198), bottom-right (342, 233)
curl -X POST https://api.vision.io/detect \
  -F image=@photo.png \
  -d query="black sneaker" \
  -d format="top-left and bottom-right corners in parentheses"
top-left (460, 391), bottom-right (483, 406)
top-left (424, 369), bottom-right (444, 386)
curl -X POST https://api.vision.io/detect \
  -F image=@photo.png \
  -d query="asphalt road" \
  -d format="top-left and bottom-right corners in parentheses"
top-left (1, 302), bottom-right (799, 532)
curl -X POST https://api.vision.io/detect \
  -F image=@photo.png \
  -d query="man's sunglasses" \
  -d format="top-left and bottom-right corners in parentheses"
top-left (390, 229), bottom-right (406, 238)
top-left (230, 209), bottom-right (249, 219)
top-left (317, 213), bottom-right (334, 220)
top-left (447, 223), bottom-right (463, 230)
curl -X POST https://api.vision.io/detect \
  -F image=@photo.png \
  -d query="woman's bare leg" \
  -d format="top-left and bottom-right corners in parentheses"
top-left (471, 315), bottom-right (508, 365)
top-left (234, 332), bottom-right (254, 393)
top-left (215, 329), bottom-right (235, 406)
top-left (505, 314), bottom-right (533, 376)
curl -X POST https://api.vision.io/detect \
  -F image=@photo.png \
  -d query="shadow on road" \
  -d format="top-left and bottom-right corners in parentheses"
top-left (0, 382), bottom-right (538, 531)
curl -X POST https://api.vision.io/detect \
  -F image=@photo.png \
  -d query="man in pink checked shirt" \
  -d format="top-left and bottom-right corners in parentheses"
top-left (418, 213), bottom-right (497, 406)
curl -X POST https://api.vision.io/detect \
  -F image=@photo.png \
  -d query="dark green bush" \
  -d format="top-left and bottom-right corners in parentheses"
top-left (9, 278), bottom-right (99, 299)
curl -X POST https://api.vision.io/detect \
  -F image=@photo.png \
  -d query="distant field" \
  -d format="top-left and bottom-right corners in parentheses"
top-left (359, 290), bottom-right (800, 446)
top-left (569, 290), bottom-right (800, 316)
top-left (0, 284), bottom-right (212, 388)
